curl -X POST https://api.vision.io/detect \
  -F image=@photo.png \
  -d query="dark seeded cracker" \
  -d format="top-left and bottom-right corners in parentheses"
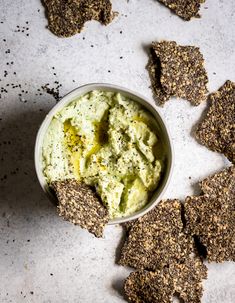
top-left (152, 41), bottom-right (208, 105)
top-left (43, 0), bottom-right (115, 37)
top-left (124, 269), bottom-right (174, 303)
top-left (185, 166), bottom-right (235, 262)
top-left (51, 179), bottom-right (109, 237)
top-left (124, 256), bottom-right (207, 303)
top-left (196, 80), bottom-right (235, 163)
top-left (119, 200), bottom-right (193, 270)
top-left (157, 0), bottom-right (206, 21)
top-left (169, 255), bottom-right (207, 303)
top-left (200, 165), bottom-right (235, 202)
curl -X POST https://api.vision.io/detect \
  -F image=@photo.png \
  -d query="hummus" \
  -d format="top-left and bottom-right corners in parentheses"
top-left (42, 90), bottom-right (163, 218)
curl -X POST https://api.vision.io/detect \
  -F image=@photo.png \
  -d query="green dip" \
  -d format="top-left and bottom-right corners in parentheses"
top-left (42, 90), bottom-right (163, 219)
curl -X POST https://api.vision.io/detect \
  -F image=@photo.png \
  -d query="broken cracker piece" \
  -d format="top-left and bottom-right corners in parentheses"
top-left (158, 0), bottom-right (206, 21)
top-left (169, 256), bottom-right (207, 303)
top-left (124, 256), bottom-right (207, 303)
top-left (185, 196), bottom-right (235, 262)
top-left (51, 179), bottom-right (109, 237)
top-left (196, 80), bottom-right (235, 163)
top-left (124, 269), bottom-right (174, 303)
top-left (43, 0), bottom-right (115, 37)
top-left (185, 166), bottom-right (235, 262)
top-left (200, 165), bottom-right (235, 202)
top-left (119, 200), bottom-right (193, 270)
top-left (151, 41), bottom-right (208, 105)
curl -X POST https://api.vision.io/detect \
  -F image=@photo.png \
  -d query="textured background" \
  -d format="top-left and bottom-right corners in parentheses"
top-left (0, 0), bottom-right (235, 302)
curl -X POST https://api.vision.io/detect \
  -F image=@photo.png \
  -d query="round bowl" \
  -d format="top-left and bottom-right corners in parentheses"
top-left (35, 83), bottom-right (174, 225)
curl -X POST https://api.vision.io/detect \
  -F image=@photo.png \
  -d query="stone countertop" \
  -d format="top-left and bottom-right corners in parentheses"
top-left (0, 0), bottom-right (234, 302)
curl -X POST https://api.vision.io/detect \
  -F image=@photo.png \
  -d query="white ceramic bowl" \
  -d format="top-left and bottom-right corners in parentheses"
top-left (35, 83), bottom-right (174, 225)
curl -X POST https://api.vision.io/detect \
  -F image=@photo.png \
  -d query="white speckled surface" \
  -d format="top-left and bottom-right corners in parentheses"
top-left (0, 0), bottom-right (234, 302)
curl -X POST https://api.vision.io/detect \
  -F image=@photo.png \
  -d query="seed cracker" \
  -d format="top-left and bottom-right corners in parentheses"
top-left (185, 166), bottom-right (235, 262)
top-left (157, 0), bottom-right (206, 21)
top-left (119, 200), bottom-right (193, 270)
top-left (124, 269), bottom-right (174, 303)
top-left (196, 80), bottom-right (235, 163)
top-left (51, 179), bottom-right (109, 237)
top-left (200, 165), bottom-right (235, 202)
top-left (169, 256), bottom-right (207, 303)
top-left (124, 256), bottom-right (207, 303)
top-left (43, 0), bottom-right (115, 37)
top-left (150, 41), bottom-right (208, 105)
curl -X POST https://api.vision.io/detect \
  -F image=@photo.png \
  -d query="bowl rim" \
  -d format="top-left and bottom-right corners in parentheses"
top-left (34, 82), bottom-right (174, 225)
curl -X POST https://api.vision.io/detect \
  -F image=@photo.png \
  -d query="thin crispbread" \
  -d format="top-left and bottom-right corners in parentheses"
top-left (124, 269), bottom-right (174, 303)
top-left (119, 200), bottom-right (193, 270)
top-left (196, 80), bottom-right (235, 163)
top-left (157, 0), bottom-right (206, 21)
top-left (124, 255), bottom-right (207, 303)
top-left (184, 166), bottom-right (235, 262)
top-left (43, 0), bottom-right (115, 37)
top-left (152, 41), bottom-right (208, 105)
top-left (169, 255), bottom-right (207, 303)
top-left (51, 179), bottom-right (109, 237)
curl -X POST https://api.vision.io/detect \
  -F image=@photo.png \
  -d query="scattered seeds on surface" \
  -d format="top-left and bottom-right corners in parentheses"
top-left (148, 41), bottom-right (208, 106)
top-left (157, 0), bottom-right (206, 21)
top-left (51, 179), bottom-right (109, 237)
top-left (185, 166), bottom-right (235, 262)
top-left (41, 83), bottom-right (61, 102)
top-left (43, 0), bottom-right (116, 37)
top-left (119, 200), bottom-right (193, 271)
top-left (14, 23), bottom-right (30, 37)
top-left (196, 80), bottom-right (235, 163)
